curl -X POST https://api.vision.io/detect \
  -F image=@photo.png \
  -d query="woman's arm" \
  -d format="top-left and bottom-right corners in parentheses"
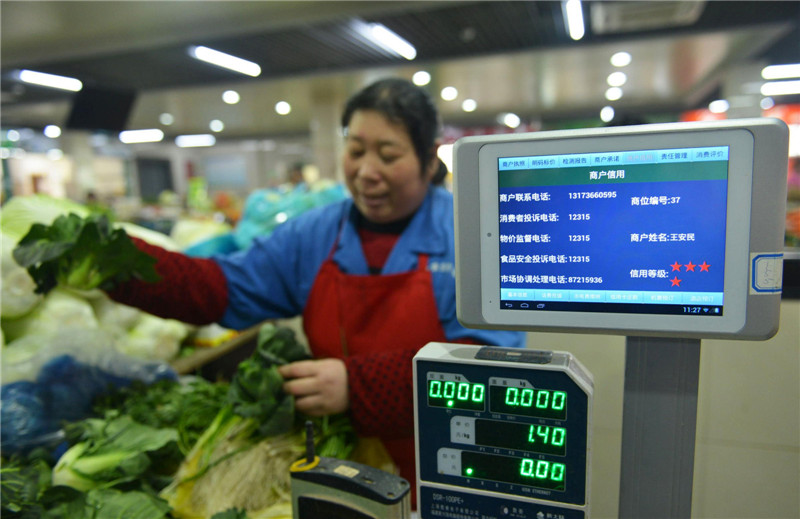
top-left (108, 238), bottom-right (229, 325)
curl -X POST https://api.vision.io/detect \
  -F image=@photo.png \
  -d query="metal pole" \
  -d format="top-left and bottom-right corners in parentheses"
top-left (619, 336), bottom-right (701, 518)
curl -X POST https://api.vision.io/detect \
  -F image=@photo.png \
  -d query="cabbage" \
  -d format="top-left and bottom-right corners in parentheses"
top-left (1, 288), bottom-right (98, 342)
top-left (91, 293), bottom-right (144, 333)
top-left (0, 193), bottom-right (180, 251)
top-left (0, 194), bottom-right (90, 241)
top-left (116, 314), bottom-right (191, 362)
top-left (2, 231), bottom-right (42, 318)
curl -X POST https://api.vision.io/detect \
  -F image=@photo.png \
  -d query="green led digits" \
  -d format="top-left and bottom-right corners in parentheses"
top-left (490, 385), bottom-right (567, 419)
top-left (519, 459), bottom-right (566, 483)
top-left (527, 424), bottom-right (566, 448)
top-left (505, 387), bottom-right (566, 410)
top-left (460, 451), bottom-right (567, 491)
top-left (428, 378), bottom-right (486, 411)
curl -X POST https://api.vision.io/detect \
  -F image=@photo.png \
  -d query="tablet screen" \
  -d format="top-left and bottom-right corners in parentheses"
top-left (497, 145), bottom-right (728, 317)
top-left (455, 119), bottom-right (788, 339)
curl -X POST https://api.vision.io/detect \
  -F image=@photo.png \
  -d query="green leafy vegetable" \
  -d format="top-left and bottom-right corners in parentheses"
top-left (1, 452), bottom-right (52, 516)
top-left (52, 415), bottom-right (179, 492)
top-left (85, 488), bottom-right (171, 519)
top-left (159, 323), bottom-right (331, 517)
top-left (12, 213), bottom-right (160, 295)
top-left (210, 508), bottom-right (249, 519)
top-left (93, 378), bottom-right (229, 455)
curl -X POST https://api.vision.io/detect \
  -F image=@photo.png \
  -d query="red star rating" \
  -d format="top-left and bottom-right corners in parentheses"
top-left (684, 261), bottom-right (696, 272)
top-left (699, 261), bottom-right (710, 272)
top-left (671, 276), bottom-right (682, 287)
top-left (670, 261), bottom-right (682, 271)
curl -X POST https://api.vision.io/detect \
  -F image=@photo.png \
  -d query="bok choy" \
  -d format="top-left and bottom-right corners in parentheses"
top-left (12, 213), bottom-right (160, 295)
top-left (160, 324), bottom-right (355, 518)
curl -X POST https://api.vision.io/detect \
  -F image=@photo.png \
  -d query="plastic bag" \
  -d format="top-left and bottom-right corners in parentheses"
top-left (0, 327), bottom-right (177, 455)
top-left (233, 182), bottom-right (347, 250)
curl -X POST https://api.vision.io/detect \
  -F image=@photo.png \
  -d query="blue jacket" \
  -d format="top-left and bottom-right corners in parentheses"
top-left (215, 186), bottom-right (525, 348)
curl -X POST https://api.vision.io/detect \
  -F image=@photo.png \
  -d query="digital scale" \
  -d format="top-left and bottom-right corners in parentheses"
top-left (414, 342), bottom-right (593, 519)
top-left (289, 119), bottom-right (787, 519)
top-left (412, 118), bottom-right (787, 519)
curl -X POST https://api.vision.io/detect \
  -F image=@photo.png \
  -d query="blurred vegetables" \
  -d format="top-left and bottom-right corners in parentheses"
top-left (93, 378), bottom-right (229, 455)
top-left (117, 314), bottom-right (190, 362)
top-left (0, 450), bottom-right (54, 516)
top-left (1, 289), bottom-right (98, 343)
top-left (1, 327), bottom-right (176, 455)
top-left (161, 324), bottom-right (356, 518)
top-left (12, 213), bottom-right (160, 295)
top-left (52, 415), bottom-right (179, 492)
top-left (160, 325), bottom-right (309, 516)
top-left (1, 232), bottom-right (42, 319)
top-left (0, 194), bottom-right (89, 241)
top-left (2, 324), bottom-right (358, 518)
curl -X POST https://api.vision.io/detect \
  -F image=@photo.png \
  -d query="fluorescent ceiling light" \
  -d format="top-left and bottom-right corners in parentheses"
top-left (462, 99), bottom-right (477, 112)
top-left (19, 69), bottom-right (82, 91)
top-left (761, 80), bottom-right (800, 97)
top-left (369, 23), bottom-right (417, 60)
top-left (502, 113), bottom-right (521, 129)
top-left (563, 0), bottom-right (585, 41)
top-left (413, 71), bottom-right (431, 86)
top-left (441, 86), bottom-right (458, 101)
top-left (708, 99), bottom-right (729, 114)
top-left (222, 90), bottom-right (241, 104)
top-left (44, 125), bottom-right (62, 138)
top-left (275, 101), bottom-right (291, 115)
top-left (605, 87), bottom-right (623, 101)
top-left (189, 46), bottom-right (261, 77)
top-left (761, 63), bottom-right (800, 80)
top-left (119, 129), bottom-right (164, 144)
top-left (607, 71), bottom-right (627, 87)
top-left (610, 51), bottom-right (632, 67)
top-left (209, 120), bottom-right (225, 132)
top-left (600, 106), bottom-right (615, 122)
top-left (176, 134), bottom-right (216, 148)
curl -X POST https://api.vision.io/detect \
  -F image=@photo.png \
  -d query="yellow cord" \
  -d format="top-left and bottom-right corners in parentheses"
top-left (290, 455), bottom-right (320, 472)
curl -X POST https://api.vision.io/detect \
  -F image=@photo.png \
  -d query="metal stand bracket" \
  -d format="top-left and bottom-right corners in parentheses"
top-left (619, 336), bottom-right (701, 518)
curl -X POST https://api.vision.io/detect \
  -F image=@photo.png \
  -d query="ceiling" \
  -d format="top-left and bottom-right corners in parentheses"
top-left (2, 0), bottom-right (799, 143)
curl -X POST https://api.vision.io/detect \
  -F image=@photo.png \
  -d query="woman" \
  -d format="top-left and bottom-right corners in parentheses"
top-left (110, 78), bottom-right (525, 499)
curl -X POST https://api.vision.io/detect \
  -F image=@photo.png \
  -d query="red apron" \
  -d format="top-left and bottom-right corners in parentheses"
top-left (302, 232), bottom-right (447, 504)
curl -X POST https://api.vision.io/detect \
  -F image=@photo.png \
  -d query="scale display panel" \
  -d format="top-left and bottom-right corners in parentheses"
top-left (414, 342), bottom-right (593, 519)
top-left (454, 119), bottom-right (788, 339)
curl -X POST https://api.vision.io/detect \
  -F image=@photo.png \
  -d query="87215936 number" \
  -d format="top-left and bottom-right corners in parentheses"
top-left (567, 276), bottom-right (603, 284)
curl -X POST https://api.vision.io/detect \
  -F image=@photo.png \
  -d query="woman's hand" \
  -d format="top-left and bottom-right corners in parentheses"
top-left (278, 358), bottom-right (349, 416)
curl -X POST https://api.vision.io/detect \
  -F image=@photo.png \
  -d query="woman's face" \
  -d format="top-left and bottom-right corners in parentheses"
top-left (343, 109), bottom-right (436, 224)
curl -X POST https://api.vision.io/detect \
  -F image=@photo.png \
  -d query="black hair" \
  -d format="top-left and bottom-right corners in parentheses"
top-left (431, 159), bottom-right (448, 186)
top-left (341, 78), bottom-right (440, 176)
top-left (604, 112), bottom-right (648, 127)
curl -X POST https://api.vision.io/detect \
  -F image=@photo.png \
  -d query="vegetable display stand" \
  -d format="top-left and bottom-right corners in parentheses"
top-left (170, 324), bottom-right (261, 379)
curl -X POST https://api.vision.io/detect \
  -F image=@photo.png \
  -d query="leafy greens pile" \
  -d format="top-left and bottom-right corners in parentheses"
top-left (1, 324), bottom-right (357, 519)
top-left (160, 324), bottom-right (357, 518)
top-left (12, 213), bottom-right (160, 295)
